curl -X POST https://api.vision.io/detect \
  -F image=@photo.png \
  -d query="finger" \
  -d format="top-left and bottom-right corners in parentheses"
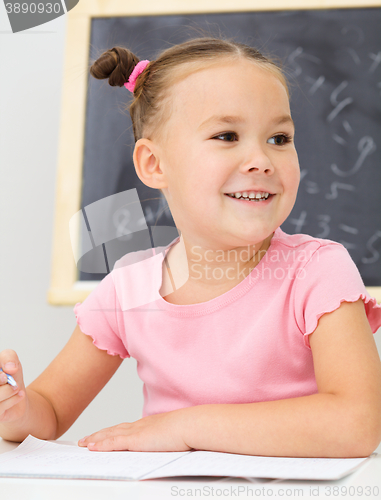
top-left (78, 424), bottom-right (130, 446)
top-left (77, 435), bottom-right (89, 446)
top-left (78, 431), bottom-right (110, 447)
top-left (0, 384), bottom-right (20, 401)
top-left (0, 350), bottom-right (19, 373)
top-left (87, 435), bottom-right (130, 452)
top-left (0, 370), bottom-right (18, 389)
top-left (0, 350), bottom-right (23, 387)
top-left (0, 390), bottom-right (24, 417)
top-left (0, 371), bottom-right (8, 385)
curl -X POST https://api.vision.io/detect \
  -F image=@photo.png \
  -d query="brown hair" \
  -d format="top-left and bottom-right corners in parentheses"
top-left (89, 36), bottom-right (289, 144)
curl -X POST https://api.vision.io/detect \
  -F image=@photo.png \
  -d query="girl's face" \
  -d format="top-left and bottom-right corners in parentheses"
top-left (158, 59), bottom-right (300, 250)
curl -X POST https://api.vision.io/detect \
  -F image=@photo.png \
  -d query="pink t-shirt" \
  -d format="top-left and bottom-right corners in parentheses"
top-left (74, 227), bottom-right (381, 418)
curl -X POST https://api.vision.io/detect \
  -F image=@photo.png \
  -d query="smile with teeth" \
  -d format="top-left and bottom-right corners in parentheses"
top-left (226, 191), bottom-right (272, 201)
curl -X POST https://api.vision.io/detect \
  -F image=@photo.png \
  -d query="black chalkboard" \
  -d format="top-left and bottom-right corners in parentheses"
top-left (79, 8), bottom-right (381, 286)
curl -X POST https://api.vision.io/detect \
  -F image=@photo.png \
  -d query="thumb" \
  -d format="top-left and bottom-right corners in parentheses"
top-left (0, 350), bottom-right (24, 387)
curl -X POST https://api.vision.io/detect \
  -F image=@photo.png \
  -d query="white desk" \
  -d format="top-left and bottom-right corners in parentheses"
top-left (1, 438), bottom-right (380, 499)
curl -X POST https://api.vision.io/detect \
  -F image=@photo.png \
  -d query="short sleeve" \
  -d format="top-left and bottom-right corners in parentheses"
top-left (74, 272), bottom-right (130, 359)
top-left (294, 243), bottom-right (381, 349)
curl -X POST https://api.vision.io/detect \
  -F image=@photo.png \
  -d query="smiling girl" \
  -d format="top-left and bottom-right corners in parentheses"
top-left (1, 36), bottom-right (381, 458)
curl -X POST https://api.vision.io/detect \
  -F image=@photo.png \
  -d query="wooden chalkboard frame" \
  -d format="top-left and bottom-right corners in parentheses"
top-left (48, 0), bottom-right (381, 305)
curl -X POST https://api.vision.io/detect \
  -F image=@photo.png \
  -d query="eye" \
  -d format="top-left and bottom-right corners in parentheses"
top-left (267, 134), bottom-right (293, 146)
top-left (213, 132), bottom-right (238, 142)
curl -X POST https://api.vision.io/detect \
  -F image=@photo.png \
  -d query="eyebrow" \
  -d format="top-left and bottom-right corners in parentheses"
top-left (197, 114), bottom-right (295, 131)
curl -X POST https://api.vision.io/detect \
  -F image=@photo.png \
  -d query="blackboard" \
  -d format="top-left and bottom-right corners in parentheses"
top-left (78, 8), bottom-right (381, 286)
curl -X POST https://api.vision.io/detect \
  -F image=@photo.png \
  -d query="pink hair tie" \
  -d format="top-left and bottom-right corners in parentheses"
top-left (124, 60), bottom-right (150, 92)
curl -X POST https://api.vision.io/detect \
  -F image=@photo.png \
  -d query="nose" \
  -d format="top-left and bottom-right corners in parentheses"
top-left (240, 145), bottom-right (274, 175)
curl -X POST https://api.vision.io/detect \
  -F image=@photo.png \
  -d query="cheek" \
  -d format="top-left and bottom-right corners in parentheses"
top-left (285, 156), bottom-right (300, 191)
top-left (292, 167), bottom-right (301, 192)
top-left (184, 159), bottom-right (218, 193)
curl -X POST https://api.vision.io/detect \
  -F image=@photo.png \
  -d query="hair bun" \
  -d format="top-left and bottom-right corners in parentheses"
top-left (90, 46), bottom-right (140, 87)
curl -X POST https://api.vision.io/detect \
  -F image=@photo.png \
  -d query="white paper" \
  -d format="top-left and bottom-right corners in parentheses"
top-left (0, 436), bottom-right (189, 480)
top-left (140, 449), bottom-right (371, 481)
top-left (0, 435), bottom-right (371, 481)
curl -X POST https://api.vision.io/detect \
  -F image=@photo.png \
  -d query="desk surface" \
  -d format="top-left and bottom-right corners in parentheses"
top-left (1, 439), bottom-right (380, 500)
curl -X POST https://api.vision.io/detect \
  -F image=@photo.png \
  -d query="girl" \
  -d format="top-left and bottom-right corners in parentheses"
top-left (1, 36), bottom-right (381, 458)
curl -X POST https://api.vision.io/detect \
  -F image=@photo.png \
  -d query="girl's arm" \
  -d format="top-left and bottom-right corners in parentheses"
top-left (181, 298), bottom-right (381, 457)
top-left (0, 325), bottom-right (123, 442)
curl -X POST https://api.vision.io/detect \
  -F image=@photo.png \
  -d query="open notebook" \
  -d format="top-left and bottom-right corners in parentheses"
top-left (0, 435), bottom-right (372, 481)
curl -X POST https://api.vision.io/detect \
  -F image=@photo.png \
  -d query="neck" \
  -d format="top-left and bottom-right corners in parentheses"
top-left (166, 232), bottom-right (274, 289)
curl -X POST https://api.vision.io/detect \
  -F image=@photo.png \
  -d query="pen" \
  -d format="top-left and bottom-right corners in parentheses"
top-left (0, 368), bottom-right (17, 388)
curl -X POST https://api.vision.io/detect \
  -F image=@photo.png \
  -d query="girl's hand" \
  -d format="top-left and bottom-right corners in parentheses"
top-left (0, 350), bottom-right (27, 425)
top-left (78, 409), bottom-right (192, 452)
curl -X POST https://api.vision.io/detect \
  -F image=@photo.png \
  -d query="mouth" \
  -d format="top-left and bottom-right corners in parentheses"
top-left (224, 192), bottom-right (275, 203)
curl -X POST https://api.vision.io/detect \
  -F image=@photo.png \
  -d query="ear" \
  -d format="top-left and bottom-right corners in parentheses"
top-left (133, 138), bottom-right (168, 190)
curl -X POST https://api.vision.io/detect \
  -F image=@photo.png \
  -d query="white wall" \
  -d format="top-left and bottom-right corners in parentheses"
top-left (0, 6), bottom-right (144, 442)
top-left (0, 3), bottom-right (380, 452)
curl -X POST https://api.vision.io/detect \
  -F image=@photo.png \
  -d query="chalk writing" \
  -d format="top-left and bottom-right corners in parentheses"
top-left (339, 224), bottom-right (359, 235)
top-left (362, 231), bottom-right (381, 264)
top-left (333, 134), bottom-right (347, 146)
top-left (316, 215), bottom-right (330, 238)
top-left (331, 137), bottom-right (376, 177)
top-left (342, 120), bottom-right (353, 135)
top-left (289, 211), bottom-right (308, 233)
top-left (305, 180), bottom-right (319, 195)
top-left (305, 75), bottom-right (325, 95)
top-left (325, 182), bottom-right (355, 200)
top-left (327, 81), bottom-right (353, 122)
top-left (369, 52), bottom-right (381, 73)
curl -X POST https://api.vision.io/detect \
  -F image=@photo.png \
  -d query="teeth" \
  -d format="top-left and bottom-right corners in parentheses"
top-left (231, 192), bottom-right (270, 200)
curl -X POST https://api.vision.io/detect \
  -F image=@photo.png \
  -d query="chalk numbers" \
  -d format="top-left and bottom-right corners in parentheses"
top-left (287, 26), bottom-right (380, 266)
